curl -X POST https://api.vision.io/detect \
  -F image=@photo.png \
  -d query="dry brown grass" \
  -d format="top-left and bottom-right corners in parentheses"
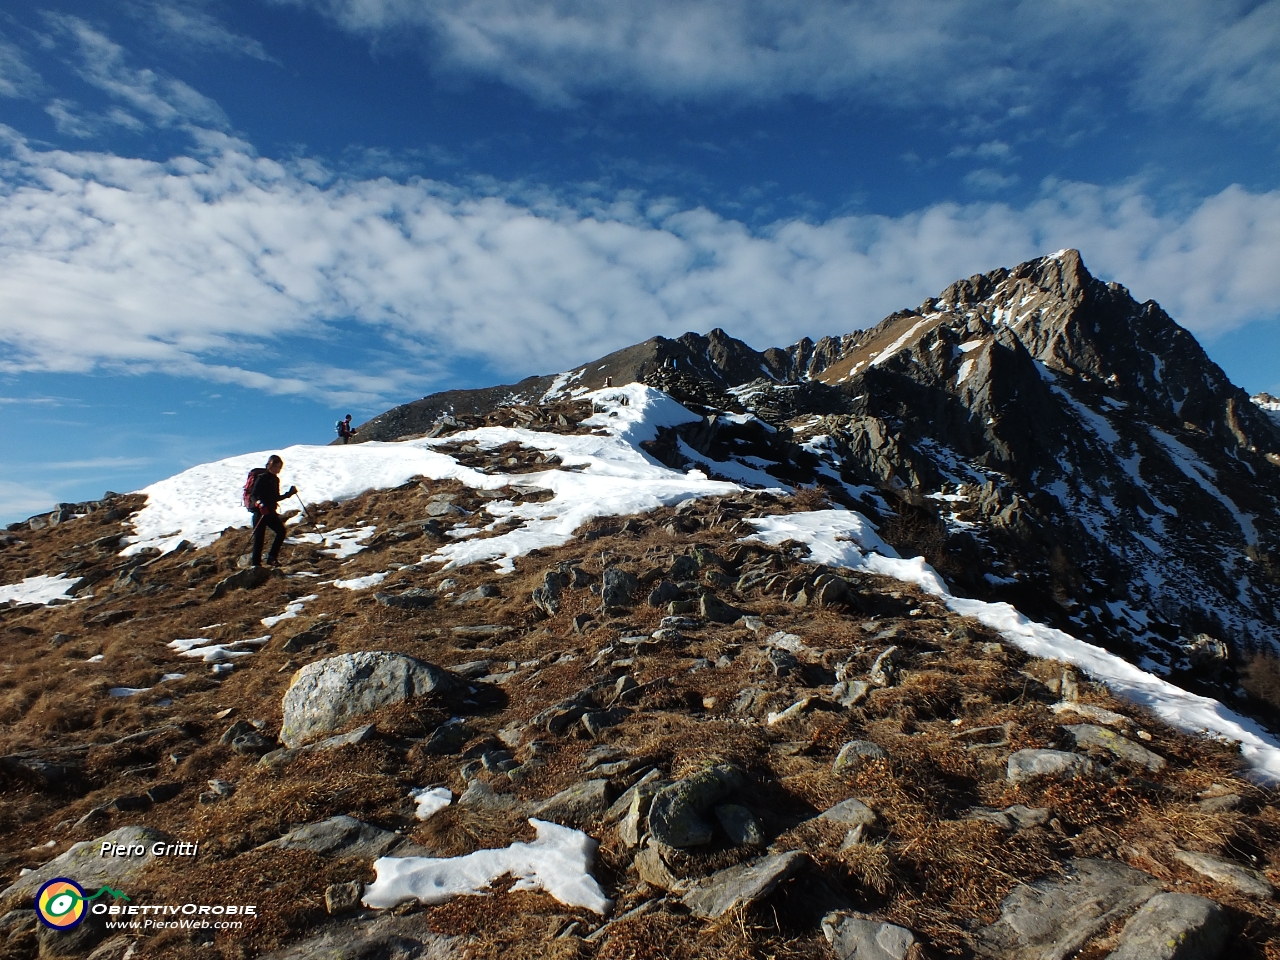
top-left (1, 481), bottom-right (1278, 958)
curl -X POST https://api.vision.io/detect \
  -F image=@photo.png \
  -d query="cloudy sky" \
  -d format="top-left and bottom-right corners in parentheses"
top-left (2, 0), bottom-right (1279, 522)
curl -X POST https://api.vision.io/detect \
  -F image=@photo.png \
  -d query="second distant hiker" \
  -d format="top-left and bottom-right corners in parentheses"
top-left (336, 414), bottom-right (356, 444)
top-left (245, 454), bottom-right (296, 567)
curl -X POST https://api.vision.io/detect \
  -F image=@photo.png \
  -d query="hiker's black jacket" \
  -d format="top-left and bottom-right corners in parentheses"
top-left (250, 471), bottom-right (286, 514)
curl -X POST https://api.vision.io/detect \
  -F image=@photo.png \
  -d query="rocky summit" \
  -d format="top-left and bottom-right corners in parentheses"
top-left (1, 251), bottom-right (1278, 960)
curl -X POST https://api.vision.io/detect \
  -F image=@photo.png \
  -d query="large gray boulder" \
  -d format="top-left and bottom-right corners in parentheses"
top-left (260, 816), bottom-right (420, 859)
top-left (1104, 893), bottom-right (1228, 960)
top-left (975, 858), bottom-right (1161, 959)
top-left (648, 763), bottom-right (747, 848)
top-left (280, 652), bottom-right (453, 747)
top-left (1, 826), bottom-right (172, 905)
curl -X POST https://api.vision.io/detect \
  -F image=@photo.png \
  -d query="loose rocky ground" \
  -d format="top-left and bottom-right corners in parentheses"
top-left (1, 469), bottom-right (1278, 959)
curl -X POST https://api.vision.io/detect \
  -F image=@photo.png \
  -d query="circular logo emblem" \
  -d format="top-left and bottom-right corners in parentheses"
top-left (35, 878), bottom-right (87, 930)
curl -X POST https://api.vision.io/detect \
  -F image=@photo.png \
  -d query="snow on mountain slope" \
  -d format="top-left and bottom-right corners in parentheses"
top-left (126, 385), bottom-right (739, 571)
top-left (108, 384), bottom-right (1280, 781)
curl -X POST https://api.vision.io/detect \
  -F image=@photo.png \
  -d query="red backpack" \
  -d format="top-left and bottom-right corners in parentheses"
top-left (242, 468), bottom-right (266, 510)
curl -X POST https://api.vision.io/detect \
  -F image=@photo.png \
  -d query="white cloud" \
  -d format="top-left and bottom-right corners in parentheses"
top-left (48, 15), bottom-right (229, 129)
top-left (0, 132), bottom-right (1277, 403)
top-left (277, 0), bottom-right (1280, 126)
top-left (0, 480), bottom-right (61, 519)
top-left (963, 168), bottom-right (1019, 193)
top-left (0, 32), bottom-right (43, 100)
top-left (127, 0), bottom-right (276, 62)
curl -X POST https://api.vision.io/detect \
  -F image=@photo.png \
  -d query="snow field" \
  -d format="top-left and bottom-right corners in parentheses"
top-left (744, 510), bottom-right (1280, 784)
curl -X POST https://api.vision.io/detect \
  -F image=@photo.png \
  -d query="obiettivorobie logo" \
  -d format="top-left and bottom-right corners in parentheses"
top-left (35, 878), bottom-right (130, 930)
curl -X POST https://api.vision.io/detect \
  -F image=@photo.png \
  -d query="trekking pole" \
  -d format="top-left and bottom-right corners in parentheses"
top-left (293, 491), bottom-right (316, 525)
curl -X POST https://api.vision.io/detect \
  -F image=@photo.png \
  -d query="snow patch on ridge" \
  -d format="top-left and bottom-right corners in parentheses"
top-left (742, 509), bottom-right (1280, 784)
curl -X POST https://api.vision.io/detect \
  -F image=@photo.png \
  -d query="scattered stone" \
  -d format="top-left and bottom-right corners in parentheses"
top-left (618, 790), bottom-right (648, 848)
top-left (868, 646), bottom-right (900, 687)
top-left (819, 799), bottom-right (877, 828)
top-left (1172, 850), bottom-right (1274, 900)
top-left (601, 567), bottom-right (639, 609)
top-left (649, 763), bottom-right (747, 848)
top-left (965, 804), bottom-right (1051, 831)
top-left (532, 571), bottom-right (564, 617)
top-left (0, 826), bottom-right (173, 902)
top-left (260, 725), bottom-right (377, 768)
top-left (700, 593), bottom-right (744, 624)
top-left (1105, 892), bottom-right (1228, 960)
top-left (279, 651), bottom-right (454, 747)
top-left (532, 779), bottom-right (611, 826)
top-left (0, 754), bottom-right (81, 786)
top-left (453, 584), bottom-right (500, 605)
top-left (714, 803), bottom-right (764, 845)
top-left (767, 647), bottom-right (800, 678)
top-left (834, 740), bottom-right (888, 774)
top-left (668, 555), bottom-right (699, 580)
top-left (582, 707), bottom-right (631, 737)
top-left (1196, 793), bottom-right (1242, 813)
top-left (1064, 724), bottom-right (1166, 772)
top-left (262, 816), bottom-right (420, 859)
top-left (422, 718), bottom-right (472, 755)
top-left (230, 730), bottom-right (275, 755)
top-left (647, 580), bottom-right (681, 607)
top-left (605, 768), bottom-right (664, 821)
top-left (635, 841), bottom-right (686, 892)
top-left (145, 782), bottom-right (183, 804)
top-left (571, 613), bottom-right (594, 633)
top-left (1006, 748), bottom-right (1095, 783)
top-left (324, 882), bottom-right (364, 915)
top-left (974, 858), bottom-right (1161, 959)
top-left (374, 588), bottom-right (435, 610)
top-left (832, 680), bottom-right (872, 707)
top-left (822, 912), bottom-right (919, 960)
top-left (210, 566), bottom-right (270, 599)
top-left (255, 913), bottom-right (465, 960)
top-left (681, 850), bottom-right (809, 918)
top-left (1050, 702), bottom-right (1128, 727)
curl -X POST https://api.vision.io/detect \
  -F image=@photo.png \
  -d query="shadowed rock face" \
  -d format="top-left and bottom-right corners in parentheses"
top-left (362, 250), bottom-right (1280, 692)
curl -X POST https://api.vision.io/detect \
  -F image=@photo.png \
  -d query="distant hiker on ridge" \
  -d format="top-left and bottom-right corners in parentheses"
top-left (244, 455), bottom-right (296, 567)
top-left (337, 415), bottom-right (356, 444)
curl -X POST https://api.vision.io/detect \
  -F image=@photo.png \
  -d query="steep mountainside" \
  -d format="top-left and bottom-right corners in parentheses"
top-left (360, 251), bottom-right (1280, 697)
top-left (1, 394), bottom-right (1279, 960)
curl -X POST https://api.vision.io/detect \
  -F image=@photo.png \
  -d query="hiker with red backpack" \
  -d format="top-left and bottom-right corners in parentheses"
top-left (336, 415), bottom-right (356, 444)
top-left (243, 455), bottom-right (296, 567)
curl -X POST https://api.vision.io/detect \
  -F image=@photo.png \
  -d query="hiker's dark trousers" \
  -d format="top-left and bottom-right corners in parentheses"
top-left (251, 509), bottom-right (286, 565)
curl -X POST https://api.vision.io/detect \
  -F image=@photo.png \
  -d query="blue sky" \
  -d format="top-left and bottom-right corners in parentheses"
top-left (2, 0), bottom-right (1279, 523)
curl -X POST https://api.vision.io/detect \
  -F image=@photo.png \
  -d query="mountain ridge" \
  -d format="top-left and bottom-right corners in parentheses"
top-left (355, 251), bottom-right (1280, 699)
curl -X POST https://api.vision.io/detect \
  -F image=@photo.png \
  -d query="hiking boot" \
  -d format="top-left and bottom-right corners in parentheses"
top-left (266, 557), bottom-right (281, 567)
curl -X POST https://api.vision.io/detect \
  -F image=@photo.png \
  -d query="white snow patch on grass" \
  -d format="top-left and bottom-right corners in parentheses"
top-left (363, 818), bottom-right (611, 914)
top-left (0, 574), bottom-right (79, 606)
top-left (169, 635), bottom-right (270, 662)
top-left (261, 595), bottom-right (317, 627)
top-left (289, 526), bottom-right (377, 559)
top-left (411, 786), bottom-right (452, 821)
top-left (742, 509), bottom-right (1280, 784)
top-left (333, 573), bottom-right (387, 591)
